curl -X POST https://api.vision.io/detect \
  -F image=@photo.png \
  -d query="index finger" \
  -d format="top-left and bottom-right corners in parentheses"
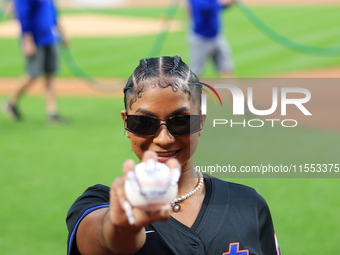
top-left (141, 150), bottom-right (158, 163)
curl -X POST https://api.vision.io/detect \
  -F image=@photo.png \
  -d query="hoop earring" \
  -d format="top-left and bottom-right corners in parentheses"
top-left (125, 131), bottom-right (130, 138)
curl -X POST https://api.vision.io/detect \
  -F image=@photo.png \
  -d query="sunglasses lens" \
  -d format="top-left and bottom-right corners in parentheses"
top-left (168, 115), bottom-right (201, 136)
top-left (126, 115), bottom-right (202, 137)
top-left (126, 115), bottom-right (159, 136)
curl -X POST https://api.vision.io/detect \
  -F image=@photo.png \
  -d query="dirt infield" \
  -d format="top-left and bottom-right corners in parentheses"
top-left (272, 67), bottom-right (340, 78)
top-left (0, 77), bottom-right (125, 97)
top-left (0, 14), bottom-right (181, 38)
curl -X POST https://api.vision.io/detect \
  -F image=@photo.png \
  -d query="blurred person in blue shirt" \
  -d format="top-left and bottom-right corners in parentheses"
top-left (188, 0), bottom-right (234, 78)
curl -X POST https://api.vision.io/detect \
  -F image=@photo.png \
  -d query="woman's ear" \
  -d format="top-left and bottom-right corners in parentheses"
top-left (198, 114), bottom-right (207, 136)
top-left (121, 110), bottom-right (130, 138)
top-left (121, 110), bottom-right (127, 123)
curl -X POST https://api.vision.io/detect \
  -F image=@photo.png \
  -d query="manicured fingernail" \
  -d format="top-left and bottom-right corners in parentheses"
top-left (146, 158), bottom-right (156, 169)
top-left (123, 201), bottom-right (135, 225)
top-left (127, 171), bottom-right (140, 191)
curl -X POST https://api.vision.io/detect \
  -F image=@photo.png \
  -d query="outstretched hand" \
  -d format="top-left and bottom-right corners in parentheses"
top-left (109, 150), bottom-right (180, 229)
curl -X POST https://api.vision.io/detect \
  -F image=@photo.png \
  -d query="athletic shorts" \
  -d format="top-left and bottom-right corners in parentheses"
top-left (26, 45), bottom-right (59, 78)
top-left (189, 33), bottom-right (234, 76)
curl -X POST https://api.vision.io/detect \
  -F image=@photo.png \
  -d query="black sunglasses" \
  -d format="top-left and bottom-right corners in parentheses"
top-left (125, 114), bottom-right (202, 137)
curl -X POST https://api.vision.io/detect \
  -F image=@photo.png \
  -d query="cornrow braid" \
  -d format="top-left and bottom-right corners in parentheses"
top-left (123, 56), bottom-right (202, 112)
top-left (141, 58), bottom-right (149, 74)
top-left (168, 55), bottom-right (181, 75)
top-left (140, 58), bottom-right (150, 77)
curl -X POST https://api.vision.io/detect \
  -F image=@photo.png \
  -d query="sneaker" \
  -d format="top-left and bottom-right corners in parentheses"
top-left (3, 102), bottom-right (21, 121)
top-left (47, 114), bottom-right (68, 125)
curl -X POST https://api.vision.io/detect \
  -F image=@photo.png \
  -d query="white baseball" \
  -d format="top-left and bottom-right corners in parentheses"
top-left (124, 159), bottom-right (180, 212)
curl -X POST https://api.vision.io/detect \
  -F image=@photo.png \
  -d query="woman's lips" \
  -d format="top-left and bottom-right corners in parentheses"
top-left (156, 150), bottom-right (180, 162)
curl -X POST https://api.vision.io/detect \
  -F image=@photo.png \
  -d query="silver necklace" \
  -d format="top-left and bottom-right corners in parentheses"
top-left (171, 171), bottom-right (204, 212)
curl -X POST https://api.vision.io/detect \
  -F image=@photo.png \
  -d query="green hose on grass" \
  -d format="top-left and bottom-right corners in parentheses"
top-left (233, 0), bottom-right (340, 56)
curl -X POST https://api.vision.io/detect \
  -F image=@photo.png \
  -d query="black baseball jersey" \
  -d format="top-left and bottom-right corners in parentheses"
top-left (67, 176), bottom-right (281, 255)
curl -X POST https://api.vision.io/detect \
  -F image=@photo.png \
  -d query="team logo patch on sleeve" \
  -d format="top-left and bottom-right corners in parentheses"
top-left (222, 243), bottom-right (249, 255)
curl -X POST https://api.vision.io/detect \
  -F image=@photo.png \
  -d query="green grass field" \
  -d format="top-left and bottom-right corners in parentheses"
top-left (0, 4), bottom-right (340, 255)
top-left (0, 96), bottom-right (339, 254)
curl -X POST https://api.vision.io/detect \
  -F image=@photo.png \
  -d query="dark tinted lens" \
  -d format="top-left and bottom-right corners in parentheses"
top-left (167, 115), bottom-right (201, 136)
top-left (126, 115), bottom-right (159, 136)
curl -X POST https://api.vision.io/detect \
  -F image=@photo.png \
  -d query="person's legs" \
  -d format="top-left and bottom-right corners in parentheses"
top-left (189, 33), bottom-right (212, 77)
top-left (44, 45), bottom-right (67, 123)
top-left (44, 72), bottom-right (66, 123)
top-left (9, 76), bottom-right (36, 107)
top-left (44, 72), bottom-right (67, 123)
top-left (213, 35), bottom-right (235, 78)
top-left (44, 72), bottom-right (57, 116)
top-left (3, 76), bottom-right (36, 120)
top-left (4, 48), bottom-right (43, 120)
top-left (3, 77), bottom-right (35, 120)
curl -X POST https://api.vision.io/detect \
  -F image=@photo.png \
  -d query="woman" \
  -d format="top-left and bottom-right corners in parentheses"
top-left (67, 56), bottom-right (280, 255)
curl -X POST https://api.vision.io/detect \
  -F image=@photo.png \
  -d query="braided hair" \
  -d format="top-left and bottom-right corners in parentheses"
top-left (123, 56), bottom-right (202, 112)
